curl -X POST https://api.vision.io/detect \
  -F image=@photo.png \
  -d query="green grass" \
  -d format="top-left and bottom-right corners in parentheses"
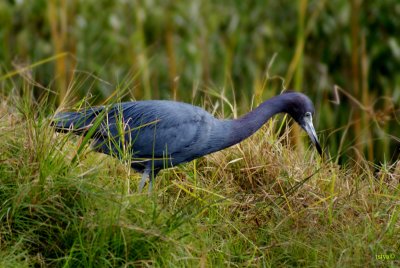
top-left (0, 89), bottom-right (399, 267)
top-left (1, 1), bottom-right (399, 266)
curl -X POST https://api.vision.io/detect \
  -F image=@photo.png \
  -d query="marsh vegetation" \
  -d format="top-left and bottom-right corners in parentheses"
top-left (0, 0), bottom-right (399, 266)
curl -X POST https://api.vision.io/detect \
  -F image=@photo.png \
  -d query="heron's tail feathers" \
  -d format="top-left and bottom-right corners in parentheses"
top-left (51, 108), bottom-right (103, 135)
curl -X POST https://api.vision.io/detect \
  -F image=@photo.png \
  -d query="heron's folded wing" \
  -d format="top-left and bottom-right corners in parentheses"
top-left (95, 101), bottom-right (213, 159)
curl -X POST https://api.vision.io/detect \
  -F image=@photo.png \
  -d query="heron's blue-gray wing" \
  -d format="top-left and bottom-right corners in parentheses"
top-left (94, 101), bottom-right (215, 163)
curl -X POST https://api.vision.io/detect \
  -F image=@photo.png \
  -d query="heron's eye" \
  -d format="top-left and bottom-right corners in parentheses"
top-left (305, 112), bottom-right (312, 117)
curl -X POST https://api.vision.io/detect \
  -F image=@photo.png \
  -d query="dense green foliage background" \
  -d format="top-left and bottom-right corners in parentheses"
top-left (1, 1), bottom-right (400, 267)
top-left (1, 0), bottom-right (400, 161)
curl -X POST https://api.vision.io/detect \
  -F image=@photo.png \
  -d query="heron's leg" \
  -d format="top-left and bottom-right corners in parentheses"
top-left (138, 168), bottom-right (150, 192)
top-left (147, 169), bottom-right (160, 193)
top-left (148, 178), bottom-right (153, 193)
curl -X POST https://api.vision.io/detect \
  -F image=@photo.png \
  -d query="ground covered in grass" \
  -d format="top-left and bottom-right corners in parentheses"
top-left (0, 96), bottom-right (399, 267)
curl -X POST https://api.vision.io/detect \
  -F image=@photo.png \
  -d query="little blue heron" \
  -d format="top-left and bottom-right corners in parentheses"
top-left (52, 91), bottom-right (322, 191)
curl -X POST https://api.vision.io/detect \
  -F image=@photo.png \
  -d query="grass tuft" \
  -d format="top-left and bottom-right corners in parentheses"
top-left (0, 89), bottom-right (399, 267)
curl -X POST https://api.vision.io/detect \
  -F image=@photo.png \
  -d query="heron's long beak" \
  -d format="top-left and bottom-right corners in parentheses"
top-left (303, 115), bottom-right (322, 156)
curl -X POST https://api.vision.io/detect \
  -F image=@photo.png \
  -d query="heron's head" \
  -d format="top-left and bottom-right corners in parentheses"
top-left (281, 92), bottom-right (322, 156)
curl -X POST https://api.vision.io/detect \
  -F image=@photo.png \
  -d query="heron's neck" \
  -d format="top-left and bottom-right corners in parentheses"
top-left (223, 97), bottom-right (284, 148)
top-left (204, 95), bottom-right (291, 155)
